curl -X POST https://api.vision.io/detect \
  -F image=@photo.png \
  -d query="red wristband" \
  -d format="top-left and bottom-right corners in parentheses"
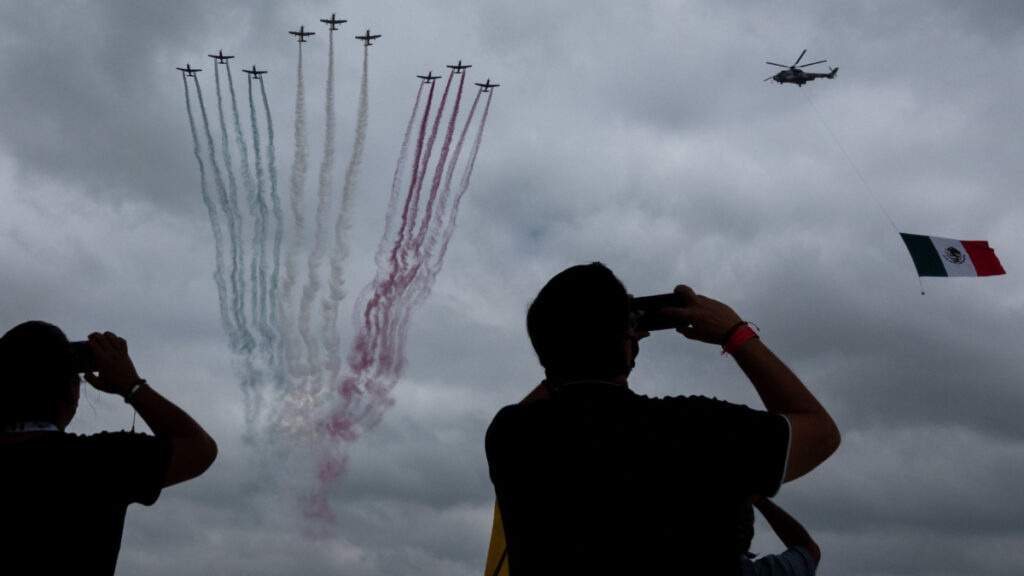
top-left (722, 323), bottom-right (759, 356)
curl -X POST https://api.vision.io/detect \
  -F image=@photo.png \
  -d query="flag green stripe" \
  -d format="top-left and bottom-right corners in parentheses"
top-left (900, 233), bottom-right (947, 277)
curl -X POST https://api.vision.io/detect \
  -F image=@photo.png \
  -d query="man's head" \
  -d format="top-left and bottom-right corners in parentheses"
top-left (527, 262), bottom-right (634, 383)
top-left (0, 321), bottom-right (80, 429)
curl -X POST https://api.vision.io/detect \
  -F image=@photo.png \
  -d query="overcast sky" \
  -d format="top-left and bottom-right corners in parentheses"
top-left (2, 1), bottom-right (1023, 575)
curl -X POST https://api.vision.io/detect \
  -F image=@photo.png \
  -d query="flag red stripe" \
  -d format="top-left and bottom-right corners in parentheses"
top-left (961, 240), bottom-right (1006, 276)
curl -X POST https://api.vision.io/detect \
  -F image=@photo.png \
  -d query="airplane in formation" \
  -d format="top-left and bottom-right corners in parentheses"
top-left (475, 78), bottom-right (499, 92)
top-left (289, 25), bottom-right (315, 42)
top-left (208, 49), bottom-right (234, 64)
top-left (355, 29), bottom-right (381, 46)
top-left (243, 65), bottom-right (267, 79)
top-left (446, 60), bottom-right (471, 73)
top-left (764, 49), bottom-right (837, 86)
top-left (320, 13), bottom-right (347, 30)
top-left (417, 71), bottom-right (441, 84)
top-left (176, 63), bottom-right (201, 77)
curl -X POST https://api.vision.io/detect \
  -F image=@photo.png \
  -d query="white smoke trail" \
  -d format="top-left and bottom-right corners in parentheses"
top-left (213, 65), bottom-right (250, 356)
top-left (261, 79), bottom-right (285, 388)
top-left (323, 45), bottom-right (370, 385)
top-left (279, 43), bottom-right (309, 383)
top-left (298, 30), bottom-right (338, 388)
top-left (244, 71), bottom-right (273, 359)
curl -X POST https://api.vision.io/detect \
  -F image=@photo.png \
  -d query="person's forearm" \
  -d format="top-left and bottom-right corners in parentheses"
top-left (754, 498), bottom-right (820, 567)
top-left (732, 338), bottom-right (840, 480)
top-left (127, 383), bottom-right (218, 485)
top-left (127, 383), bottom-right (212, 442)
top-left (730, 339), bottom-right (823, 415)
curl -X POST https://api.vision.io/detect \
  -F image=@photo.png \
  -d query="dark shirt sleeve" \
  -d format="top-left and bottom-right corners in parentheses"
top-left (662, 395), bottom-right (790, 498)
top-left (85, 432), bottom-right (173, 505)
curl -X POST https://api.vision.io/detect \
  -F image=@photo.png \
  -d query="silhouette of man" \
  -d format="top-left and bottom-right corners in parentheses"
top-left (0, 321), bottom-right (218, 575)
top-left (485, 263), bottom-right (839, 574)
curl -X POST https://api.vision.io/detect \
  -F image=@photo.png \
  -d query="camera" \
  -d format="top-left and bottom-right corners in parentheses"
top-left (631, 293), bottom-right (688, 332)
top-left (68, 341), bottom-right (96, 373)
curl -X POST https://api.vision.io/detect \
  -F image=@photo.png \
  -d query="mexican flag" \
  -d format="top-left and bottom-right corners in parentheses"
top-left (900, 233), bottom-right (1005, 277)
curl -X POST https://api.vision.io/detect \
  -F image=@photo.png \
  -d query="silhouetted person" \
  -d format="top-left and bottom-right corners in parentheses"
top-left (485, 263), bottom-right (839, 574)
top-left (738, 497), bottom-right (820, 575)
top-left (0, 321), bottom-right (218, 575)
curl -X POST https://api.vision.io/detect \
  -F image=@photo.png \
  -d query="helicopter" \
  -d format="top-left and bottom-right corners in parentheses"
top-left (765, 49), bottom-right (837, 86)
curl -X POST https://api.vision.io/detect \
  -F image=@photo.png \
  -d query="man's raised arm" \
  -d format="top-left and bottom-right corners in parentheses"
top-left (660, 286), bottom-right (840, 482)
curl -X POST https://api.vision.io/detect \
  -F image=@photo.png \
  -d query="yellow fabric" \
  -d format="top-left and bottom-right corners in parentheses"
top-left (483, 500), bottom-right (509, 576)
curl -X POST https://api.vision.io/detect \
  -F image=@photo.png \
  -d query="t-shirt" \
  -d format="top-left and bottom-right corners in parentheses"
top-left (486, 381), bottom-right (790, 575)
top-left (740, 547), bottom-right (816, 576)
top-left (0, 431), bottom-right (173, 575)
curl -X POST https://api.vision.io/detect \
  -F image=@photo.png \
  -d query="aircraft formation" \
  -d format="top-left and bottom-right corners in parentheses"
top-left (178, 13), bottom-right (501, 523)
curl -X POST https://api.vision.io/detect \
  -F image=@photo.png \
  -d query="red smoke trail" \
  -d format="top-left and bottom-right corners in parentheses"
top-left (330, 83), bottom-right (424, 413)
top-left (434, 90), bottom-right (494, 273)
top-left (391, 82), bottom-right (437, 275)
top-left (397, 73), bottom-right (453, 272)
top-left (348, 79), bottom-right (446, 399)
top-left (359, 79), bottom-right (474, 407)
top-left (311, 80), bottom-right (494, 527)
top-left (410, 71), bottom-right (467, 263)
top-left (356, 73), bottom-right (467, 400)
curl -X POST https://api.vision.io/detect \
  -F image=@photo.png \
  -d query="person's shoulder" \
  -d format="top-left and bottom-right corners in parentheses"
top-left (74, 430), bottom-right (168, 451)
top-left (636, 392), bottom-right (748, 414)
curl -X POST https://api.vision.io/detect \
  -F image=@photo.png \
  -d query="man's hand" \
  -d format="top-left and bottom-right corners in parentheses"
top-left (658, 285), bottom-right (743, 345)
top-left (83, 331), bottom-right (141, 397)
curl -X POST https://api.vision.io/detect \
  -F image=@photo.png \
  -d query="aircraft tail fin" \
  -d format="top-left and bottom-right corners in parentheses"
top-left (828, 67), bottom-right (838, 78)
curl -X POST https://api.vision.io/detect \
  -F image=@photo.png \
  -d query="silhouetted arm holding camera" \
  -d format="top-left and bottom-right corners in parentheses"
top-left (84, 332), bottom-right (218, 487)
top-left (659, 286), bottom-right (840, 482)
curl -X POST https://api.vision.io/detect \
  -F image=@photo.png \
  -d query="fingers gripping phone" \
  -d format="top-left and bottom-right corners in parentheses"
top-left (68, 341), bottom-right (97, 373)
top-left (631, 293), bottom-right (688, 332)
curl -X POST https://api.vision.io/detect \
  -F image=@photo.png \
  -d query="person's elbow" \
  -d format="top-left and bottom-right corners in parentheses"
top-left (197, 432), bottom-right (218, 474)
top-left (804, 539), bottom-right (821, 568)
top-left (783, 412), bottom-right (841, 482)
top-left (816, 412), bottom-right (841, 460)
top-left (165, 433), bottom-right (218, 487)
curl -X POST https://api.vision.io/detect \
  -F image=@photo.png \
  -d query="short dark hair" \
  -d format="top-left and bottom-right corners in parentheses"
top-left (0, 321), bottom-right (76, 425)
top-left (526, 262), bottom-right (630, 382)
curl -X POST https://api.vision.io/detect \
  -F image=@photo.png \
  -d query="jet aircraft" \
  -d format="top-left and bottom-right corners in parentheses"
top-left (208, 50), bottom-right (234, 63)
top-left (417, 71), bottom-right (441, 84)
top-left (243, 66), bottom-right (267, 79)
top-left (320, 13), bottom-right (347, 30)
top-left (446, 60), bottom-right (471, 73)
top-left (475, 78), bottom-right (499, 92)
top-left (289, 26), bottom-right (315, 42)
top-left (764, 49), bottom-right (837, 86)
top-left (176, 63), bottom-right (202, 77)
top-left (355, 29), bottom-right (381, 46)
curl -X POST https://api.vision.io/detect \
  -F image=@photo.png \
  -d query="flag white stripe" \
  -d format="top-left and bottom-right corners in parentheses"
top-left (929, 236), bottom-right (979, 277)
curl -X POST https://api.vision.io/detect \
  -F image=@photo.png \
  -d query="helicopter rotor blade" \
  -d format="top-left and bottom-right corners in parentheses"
top-left (792, 49), bottom-right (807, 67)
top-left (766, 62), bottom-right (788, 68)
top-left (799, 60), bottom-right (827, 68)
